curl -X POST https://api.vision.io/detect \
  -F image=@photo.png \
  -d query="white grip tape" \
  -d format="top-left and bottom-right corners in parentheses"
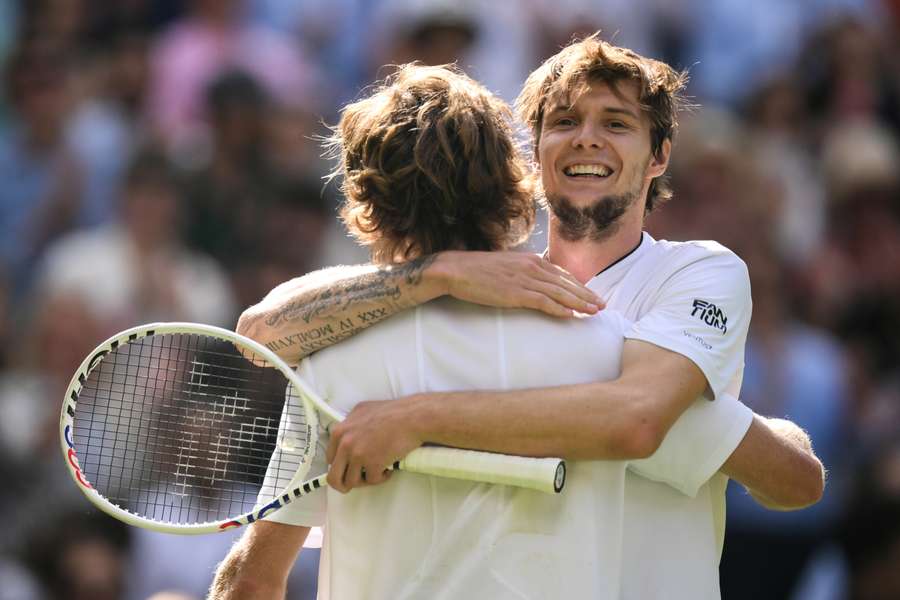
top-left (397, 447), bottom-right (566, 494)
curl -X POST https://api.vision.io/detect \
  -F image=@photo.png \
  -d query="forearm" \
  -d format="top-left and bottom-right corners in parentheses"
top-left (327, 341), bottom-right (708, 492)
top-left (237, 255), bottom-right (440, 364)
top-left (208, 522), bottom-right (309, 600)
top-left (209, 554), bottom-right (288, 600)
top-left (404, 383), bottom-right (659, 460)
top-left (721, 416), bottom-right (825, 510)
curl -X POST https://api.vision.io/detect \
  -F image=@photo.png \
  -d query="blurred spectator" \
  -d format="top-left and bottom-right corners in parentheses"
top-left (720, 248), bottom-right (851, 600)
top-left (228, 176), bottom-right (333, 310)
top-left (369, 0), bottom-right (537, 102)
top-left (66, 30), bottom-right (154, 229)
top-left (34, 148), bottom-right (237, 330)
top-left (0, 2), bottom-right (18, 86)
top-left (744, 76), bottom-right (828, 263)
top-left (527, 0), bottom-right (671, 68)
top-left (246, 0), bottom-right (366, 107)
top-left (180, 70), bottom-right (332, 308)
top-left (22, 510), bottom-right (129, 600)
top-left (180, 70), bottom-right (274, 264)
top-left (648, 108), bottom-right (771, 256)
top-left (685, 0), bottom-right (879, 106)
top-left (0, 38), bottom-right (85, 295)
top-left (799, 17), bottom-right (900, 137)
top-left (839, 439), bottom-right (900, 600)
top-left (0, 291), bottom-right (108, 550)
top-left (370, 0), bottom-right (480, 72)
top-left (146, 0), bottom-right (323, 151)
top-left (802, 122), bottom-right (900, 395)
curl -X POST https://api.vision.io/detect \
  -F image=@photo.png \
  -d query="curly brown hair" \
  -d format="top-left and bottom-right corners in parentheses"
top-left (516, 33), bottom-right (689, 213)
top-left (328, 64), bottom-right (535, 264)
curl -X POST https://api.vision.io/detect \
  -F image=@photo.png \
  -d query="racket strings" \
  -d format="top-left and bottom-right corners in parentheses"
top-left (72, 333), bottom-right (312, 525)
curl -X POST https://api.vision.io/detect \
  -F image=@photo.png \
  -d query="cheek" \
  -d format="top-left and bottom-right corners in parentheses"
top-left (536, 134), bottom-right (558, 172)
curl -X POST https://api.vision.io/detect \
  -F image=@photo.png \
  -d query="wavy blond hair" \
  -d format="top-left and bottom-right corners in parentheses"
top-left (328, 64), bottom-right (535, 263)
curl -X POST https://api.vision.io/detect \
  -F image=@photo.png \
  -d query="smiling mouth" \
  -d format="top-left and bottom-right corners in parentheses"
top-left (563, 164), bottom-right (613, 178)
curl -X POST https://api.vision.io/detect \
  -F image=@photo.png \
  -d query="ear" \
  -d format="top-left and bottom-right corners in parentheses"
top-left (647, 138), bottom-right (672, 179)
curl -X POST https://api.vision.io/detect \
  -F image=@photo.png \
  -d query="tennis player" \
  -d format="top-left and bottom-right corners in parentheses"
top-left (214, 39), bottom-right (823, 600)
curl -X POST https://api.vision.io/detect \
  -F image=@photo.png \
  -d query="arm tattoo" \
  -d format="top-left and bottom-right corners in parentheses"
top-left (262, 255), bottom-right (439, 353)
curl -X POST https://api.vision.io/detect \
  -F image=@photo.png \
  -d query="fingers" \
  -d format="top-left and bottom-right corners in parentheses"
top-left (526, 281), bottom-right (601, 316)
top-left (326, 444), bottom-right (350, 493)
top-left (535, 259), bottom-right (605, 311)
top-left (447, 252), bottom-right (604, 315)
top-left (326, 423), bottom-right (395, 493)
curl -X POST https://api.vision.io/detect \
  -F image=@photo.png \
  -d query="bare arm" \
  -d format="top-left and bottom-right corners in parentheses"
top-left (325, 339), bottom-right (706, 491)
top-left (721, 415), bottom-right (825, 510)
top-left (326, 338), bottom-right (826, 512)
top-left (208, 521), bottom-right (309, 600)
top-left (237, 252), bottom-right (602, 365)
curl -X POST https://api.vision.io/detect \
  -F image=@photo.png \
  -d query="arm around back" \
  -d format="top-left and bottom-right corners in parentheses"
top-left (236, 251), bottom-right (602, 365)
top-left (721, 415), bottom-right (825, 510)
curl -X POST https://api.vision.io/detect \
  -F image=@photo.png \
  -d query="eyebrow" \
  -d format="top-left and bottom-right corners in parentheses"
top-left (544, 105), bottom-right (641, 121)
top-left (604, 106), bottom-right (641, 121)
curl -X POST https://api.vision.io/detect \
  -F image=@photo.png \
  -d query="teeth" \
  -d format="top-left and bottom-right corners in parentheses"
top-left (564, 164), bottom-right (612, 177)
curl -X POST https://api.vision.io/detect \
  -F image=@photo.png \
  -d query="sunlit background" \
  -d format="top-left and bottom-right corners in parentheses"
top-left (1, 1), bottom-right (898, 599)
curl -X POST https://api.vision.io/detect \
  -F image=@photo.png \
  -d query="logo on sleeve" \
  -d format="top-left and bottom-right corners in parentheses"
top-left (691, 299), bottom-right (728, 334)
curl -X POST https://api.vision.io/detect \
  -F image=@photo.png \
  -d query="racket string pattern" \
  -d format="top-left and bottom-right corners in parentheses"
top-left (62, 323), bottom-right (566, 534)
top-left (69, 332), bottom-right (311, 526)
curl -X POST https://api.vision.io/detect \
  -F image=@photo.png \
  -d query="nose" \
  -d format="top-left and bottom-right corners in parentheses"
top-left (571, 121), bottom-right (605, 150)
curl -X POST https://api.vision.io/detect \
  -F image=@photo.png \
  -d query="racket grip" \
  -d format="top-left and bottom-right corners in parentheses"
top-left (396, 447), bottom-right (566, 494)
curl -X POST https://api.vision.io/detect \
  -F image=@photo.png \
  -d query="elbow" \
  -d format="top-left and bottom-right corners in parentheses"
top-left (764, 456), bottom-right (826, 511)
top-left (236, 306), bottom-right (263, 341)
top-left (618, 412), bottom-right (667, 460)
top-left (782, 452), bottom-right (826, 510)
top-left (796, 457), bottom-right (826, 508)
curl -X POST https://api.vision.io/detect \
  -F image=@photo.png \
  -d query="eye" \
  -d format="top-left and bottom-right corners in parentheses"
top-left (553, 115), bottom-right (577, 127)
top-left (608, 120), bottom-right (629, 131)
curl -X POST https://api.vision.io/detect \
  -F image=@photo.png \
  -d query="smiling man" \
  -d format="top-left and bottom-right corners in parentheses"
top-left (223, 35), bottom-right (823, 599)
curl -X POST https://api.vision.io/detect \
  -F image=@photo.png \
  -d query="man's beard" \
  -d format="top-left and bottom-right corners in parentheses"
top-left (546, 189), bottom-right (639, 242)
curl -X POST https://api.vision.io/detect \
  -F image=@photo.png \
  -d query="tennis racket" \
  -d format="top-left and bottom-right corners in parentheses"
top-left (61, 322), bottom-right (566, 534)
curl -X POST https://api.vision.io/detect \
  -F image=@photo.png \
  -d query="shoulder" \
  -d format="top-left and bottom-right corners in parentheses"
top-left (648, 237), bottom-right (746, 269)
top-left (645, 238), bottom-right (748, 285)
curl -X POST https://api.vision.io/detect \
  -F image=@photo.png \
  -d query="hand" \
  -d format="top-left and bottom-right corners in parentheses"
top-left (432, 251), bottom-right (604, 317)
top-left (326, 398), bottom-right (423, 493)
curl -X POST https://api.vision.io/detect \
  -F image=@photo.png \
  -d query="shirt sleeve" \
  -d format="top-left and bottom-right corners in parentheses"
top-left (260, 358), bottom-right (329, 527)
top-left (625, 249), bottom-right (752, 400)
top-left (627, 392), bottom-right (753, 497)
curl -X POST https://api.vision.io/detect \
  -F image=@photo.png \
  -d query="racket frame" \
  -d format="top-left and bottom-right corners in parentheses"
top-left (61, 322), bottom-right (567, 535)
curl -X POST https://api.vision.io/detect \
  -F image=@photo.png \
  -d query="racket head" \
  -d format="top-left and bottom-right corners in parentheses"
top-left (60, 322), bottom-right (326, 534)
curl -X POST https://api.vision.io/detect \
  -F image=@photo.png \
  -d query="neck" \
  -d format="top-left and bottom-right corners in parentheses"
top-left (546, 210), bottom-right (644, 283)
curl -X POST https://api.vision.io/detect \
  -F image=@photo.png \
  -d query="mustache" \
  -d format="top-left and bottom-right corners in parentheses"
top-left (547, 190), bottom-right (637, 242)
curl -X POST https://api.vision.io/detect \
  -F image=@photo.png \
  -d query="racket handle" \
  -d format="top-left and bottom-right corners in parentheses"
top-left (396, 447), bottom-right (566, 494)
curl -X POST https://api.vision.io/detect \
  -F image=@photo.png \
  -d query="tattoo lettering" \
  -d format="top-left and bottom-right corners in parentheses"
top-left (400, 254), bottom-right (438, 286)
top-left (357, 308), bottom-right (388, 323)
top-left (264, 255), bottom-right (437, 329)
top-left (259, 254), bottom-right (439, 358)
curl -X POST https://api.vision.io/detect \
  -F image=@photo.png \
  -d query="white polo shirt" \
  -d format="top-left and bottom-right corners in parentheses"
top-left (587, 233), bottom-right (753, 600)
top-left (265, 232), bottom-right (752, 600)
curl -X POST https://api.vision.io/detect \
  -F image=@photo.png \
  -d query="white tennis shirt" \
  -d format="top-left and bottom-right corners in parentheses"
top-left (267, 233), bottom-right (753, 599)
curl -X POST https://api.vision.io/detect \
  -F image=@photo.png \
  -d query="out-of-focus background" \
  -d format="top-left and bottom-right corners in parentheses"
top-left (0, 1), bottom-right (898, 599)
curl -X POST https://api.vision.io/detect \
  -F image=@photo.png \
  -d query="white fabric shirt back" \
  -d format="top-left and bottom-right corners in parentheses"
top-left (267, 260), bottom-right (753, 599)
top-left (587, 233), bottom-right (754, 600)
top-left (276, 299), bottom-right (630, 599)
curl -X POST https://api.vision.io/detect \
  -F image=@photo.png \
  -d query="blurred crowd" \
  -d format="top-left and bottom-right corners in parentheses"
top-left (0, 1), bottom-right (898, 599)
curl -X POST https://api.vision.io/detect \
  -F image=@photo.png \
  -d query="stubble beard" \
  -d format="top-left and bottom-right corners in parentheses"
top-left (545, 156), bottom-right (651, 242)
top-left (546, 188), bottom-right (639, 242)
